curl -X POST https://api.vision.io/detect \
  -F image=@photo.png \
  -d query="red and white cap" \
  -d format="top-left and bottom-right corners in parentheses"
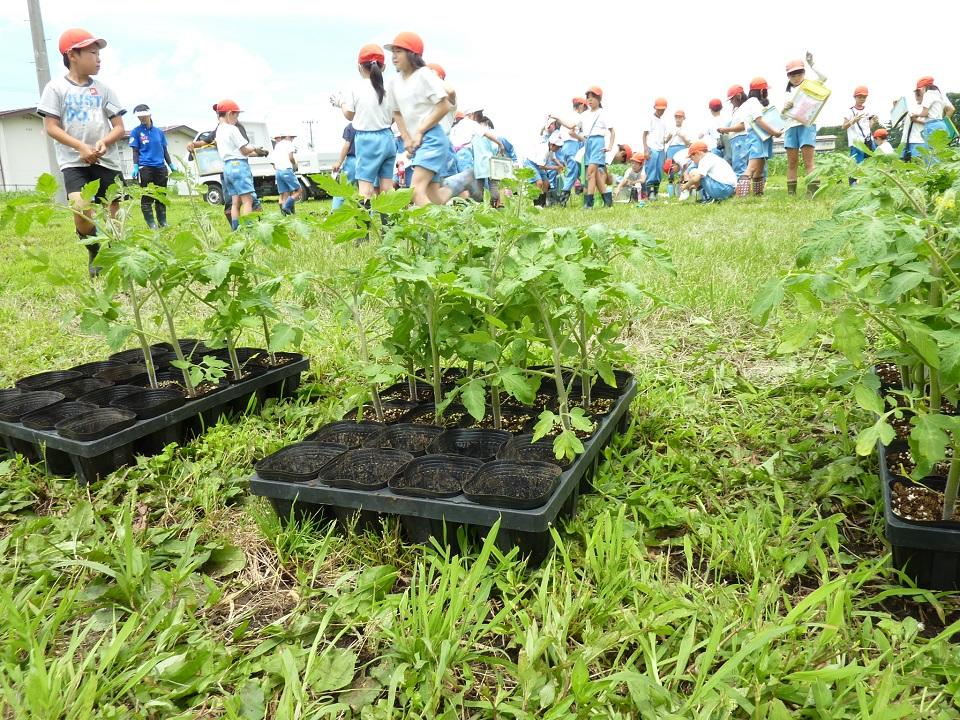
top-left (58, 28), bottom-right (106, 55)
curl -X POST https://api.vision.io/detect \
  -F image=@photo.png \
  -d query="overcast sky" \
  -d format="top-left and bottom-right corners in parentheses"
top-left (1, 1), bottom-right (956, 160)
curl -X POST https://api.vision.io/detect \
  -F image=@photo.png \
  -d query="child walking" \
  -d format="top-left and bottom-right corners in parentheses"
top-left (384, 32), bottom-right (455, 206)
top-left (642, 98), bottom-right (668, 200)
top-left (782, 52), bottom-right (827, 196)
top-left (214, 100), bottom-right (267, 229)
top-left (550, 97), bottom-right (588, 206)
top-left (581, 87), bottom-right (615, 208)
top-left (269, 133), bottom-right (299, 214)
top-left (337, 44), bottom-right (397, 201)
top-left (331, 123), bottom-right (357, 210)
top-left (739, 78), bottom-right (782, 197)
top-left (912, 76), bottom-right (956, 156)
top-left (37, 28), bottom-right (125, 276)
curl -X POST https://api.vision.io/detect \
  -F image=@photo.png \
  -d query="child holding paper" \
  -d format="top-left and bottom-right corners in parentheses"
top-left (781, 52), bottom-right (827, 196)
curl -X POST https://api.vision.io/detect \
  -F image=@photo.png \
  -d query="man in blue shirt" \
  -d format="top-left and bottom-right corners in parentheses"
top-left (129, 104), bottom-right (175, 228)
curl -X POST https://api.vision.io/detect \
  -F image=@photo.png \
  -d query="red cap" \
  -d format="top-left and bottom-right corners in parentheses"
top-left (629, 152), bottom-right (646, 163)
top-left (58, 28), bottom-right (106, 55)
top-left (358, 43), bottom-right (385, 65)
top-left (619, 144), bottom-right (632, 159)
top-left (586, 86), bottom-right (603, 98)
top-left (709, 98), bottom-right (723, 110)
top-left (572, 96), bottom-right (587, 107)
top-left (872, 128), bottom-right (888, 139)
top-left (785, 59), bottom-right (805, 73)
top-left (916, 76), bottom-right (934, 90)
top-left (853, 85), bottom-right (869, 97)
top-left (454, 111), bottom-right (464, 121)
top-left (385, 32), bottom-right (424, 56)
top-left (749, 77), bottom-right (768, 91)
top-left (688, 141), bottom-right (709, 155)
top-left (215, 99), bottom-right (241, 113)
top-left (654, 97), bottom-right (668, 109)
top-left (727, 84), bottom-right (744, 100)
top-left (427, 62), bottom-right (446, 79)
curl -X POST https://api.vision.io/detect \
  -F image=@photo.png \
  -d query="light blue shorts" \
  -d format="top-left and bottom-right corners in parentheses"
top-left (666, 144), bottom-right (686, 160)
top-left (523, 160), bottom-right (546, 182)
top-left (411, 125), bottom-right (449, 176)
top-left (275, 168), bottom-right (298, 193)
top-left (455, 146), bottom-right (474, 173)
top-left (223, 158), bottom-right (255, 197)
top-left (354, 128), bottom-right (397, 183)
top-left (783, 124), bottom-right (817, 149)
top-left (644, 149), bottom-right (665, 184)
top-left (700, 175), bottom-right (735, 202)
top-left (585, 135), bottom-right (606, 167)
top-left (747, 131), bottom-right (773, 160)
top-left (921, 119), bottom-right (948, 144)
top-left (729, 135), bottom-right (749, 176)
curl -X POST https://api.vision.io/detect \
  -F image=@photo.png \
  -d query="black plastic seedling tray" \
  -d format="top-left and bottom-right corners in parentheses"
top-left (878, 441), bottom-right (960, 590)
top-left (0, 357), bottom-right (308, 483)
top-left (251, 375), bottom-right (637, 564)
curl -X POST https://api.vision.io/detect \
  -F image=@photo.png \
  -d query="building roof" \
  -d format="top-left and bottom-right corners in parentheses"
top-left (0, 107), bottom-right (39, 119)
top-left (0, 108), bottom-right (197, 138)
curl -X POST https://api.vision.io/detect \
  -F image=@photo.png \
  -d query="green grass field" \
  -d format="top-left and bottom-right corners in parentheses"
top-left (2, 179), bottom-right (959, 719)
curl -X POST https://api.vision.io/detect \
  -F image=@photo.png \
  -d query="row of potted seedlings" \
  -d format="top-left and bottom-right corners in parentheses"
top-left (757, 136), bottom-right (960, 588)
top-left (252, 180), bottom-right (665, 526)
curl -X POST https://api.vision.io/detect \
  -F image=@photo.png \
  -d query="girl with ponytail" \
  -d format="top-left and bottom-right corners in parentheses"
top-left (336, 44), bottom-right (396, 199)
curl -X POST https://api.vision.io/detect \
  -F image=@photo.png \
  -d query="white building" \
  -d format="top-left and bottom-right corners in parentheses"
top-left (0, 106), bottom-right (197, 192)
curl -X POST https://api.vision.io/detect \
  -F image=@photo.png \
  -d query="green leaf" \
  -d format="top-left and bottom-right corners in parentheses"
top-left (934, 330), bottom-right (960, 385)
top-left (901, 319), bottom-right (940, 368)
top-left (855, 419), bottom-right (894, 456)
top-left (853, 384), bottom-right (884, 415)
top-left (553, 431), bottom-right (584, 461)
top-left (568, 407), bottom-right (594, 432)
top-left (909, 414), bottom-right (956, 471)
top-left (371, 189), bottom-right (413, 214)
top-left (750, 279), bottom-right (785, 324)
top-left (237, 681), bottom-right (266, 720)
top-left (35, 173), bottom-right (59, 197)
top-left (268, 323), bottom-right (298, 352)
top-left (558, 262), bottom-right (586, 297)
top-left (832, 308), bottom-right (866, 364)
top-left (312, 648), bottom-right (356, 693)
top-left (880, 271), bottom-right (925, 304)
top-left (500, 367), bottom-right (534, 405)
top-left (205, 255), bottom-right (233, 287)
top-left (311, 173), bottom-right (357, 199)
top-left (532, 410), bottom-right (558, 442)
top-left (461, 379), bottom-right (486, 421)
top-left (776, 318), bottom-right (818, 354)
top-left (202, 545), bottom-right (246, 578)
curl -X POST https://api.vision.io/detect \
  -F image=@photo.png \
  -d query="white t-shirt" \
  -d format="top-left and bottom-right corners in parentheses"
top-left (386, 67), bottom-right (448, 135)
top-left (693, 152), bottom-right (736, 186)
top-left (844, 105), bottom-right (874, 146)
top-left (665, 121), bottom-right (693, 148)
top-left (645, 113), bottom-right (668, 151)
top-left (876, 140), bottom-right (895, 155)
top-left (215, 123), bottom-right (249, 161)
top-left (37, 75), bottom-right (124, 171)
top-left (738, 97), bottom-right (764, 133)
top-left (449, 117), bottom-right (484, 149)
top-left (783, 66), bottom-right (827, 130)
top-left (581, 108), bottom-right (610, 137)
top-left (904, 102), bottom-right (925, 144)
top-left (344, 81), bottom-right (393, 131)
top-left (269, 139), bottom-right (296, 170)
top-left (921, 89), bottom-right (946, 120)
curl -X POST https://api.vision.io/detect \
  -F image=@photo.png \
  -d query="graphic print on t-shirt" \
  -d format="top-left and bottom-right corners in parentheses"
top-left (63, 88), bottom-right (103, 123)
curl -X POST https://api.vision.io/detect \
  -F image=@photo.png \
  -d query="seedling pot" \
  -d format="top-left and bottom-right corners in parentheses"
top-left (344, 400), bottom-right (418, 424)
top-left (498, 433), bottom-right (571, 468)
top-left (68, 360), bottom-right (128, 377)
top-left (15, 370), bottom-right (82, 391)
top-left (48, 377), bottom-right (114, 400)
top-left (111, 388), bottom-right (186, 419)
top-left (0, 391), bottom-right (66, 422)
top-left (255, 441), bottom-right (347, 483)
top-left (94, 364), bottom-right (149, 384)
top-left (400, 403), bottom-right (471, 428)
top-left (363, 423), bottom-right (444, 455)
top-left (463, 460), bottom-right (562, 510)
top-left (21, 401), bottom-right (98, 431)
top-left (55, 408), bottom-right (137, 441)
top-left (318, 448), bottom-right (414, 490)
top-left (380, 381), bottom-right (434, 403)
top-left (428, 429), bottom-right (511, 461)
top-left (389, 454), bottom-right (484, 498)
top-left (77, 384), bottom-right (144, 407)
top-left (305, 420), bottom-right (384, 448)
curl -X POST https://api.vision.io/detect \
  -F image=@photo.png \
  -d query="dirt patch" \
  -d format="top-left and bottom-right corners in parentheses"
top-left (891, 481), bottom-right (960, 523)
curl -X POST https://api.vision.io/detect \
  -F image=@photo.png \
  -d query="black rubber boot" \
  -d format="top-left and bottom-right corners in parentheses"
top-left (806, 180), bottom-right (820, 197)
top-left (583, 194), bottom-right (594, 209)
top-left (602, 191), bottom-right (613, 207)
top-left (787, 180), bottom-right (798, 195)
top-left (155, 202), bottom-right (167, 227)
top-left (85, 242), bottom-right (101, 277)
top-left (558, 190), bottom-right (570, 207)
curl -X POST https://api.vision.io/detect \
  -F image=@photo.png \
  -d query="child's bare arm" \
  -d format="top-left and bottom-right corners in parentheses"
top-left (43, 116), bottom-right (98, 164)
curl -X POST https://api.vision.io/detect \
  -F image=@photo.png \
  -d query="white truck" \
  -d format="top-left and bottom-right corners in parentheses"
top-left (185, 121), bottom-right (340, 204)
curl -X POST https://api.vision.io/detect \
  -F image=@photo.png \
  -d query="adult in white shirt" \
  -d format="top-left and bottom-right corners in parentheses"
top-left (781, 52), bottom-right (827, 196)
top-left (337, 44), bottom-right (397, 199)
top-left (683, 141), bottom-right (736, 202)
top-left (912, 76), bottom-right (956, 155)
top-left (642, 97), bottom-right (669, 200)
top-left (214, 99), bottom-right (267, 229)
top-left (842, 86), bottom-right (878, 164)
top-left (384, 31), bottom-right (454, 206)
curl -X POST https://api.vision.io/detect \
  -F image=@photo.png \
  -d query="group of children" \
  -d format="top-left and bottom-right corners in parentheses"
top-left (37, 25), bottom-right (958, 275)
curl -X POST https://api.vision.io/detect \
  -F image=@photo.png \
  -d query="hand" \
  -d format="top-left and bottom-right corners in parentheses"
top-left (78, 142), bottom-right (100, 164)
top-left (328, 92), bottom-right (343, 108)
top-left (131, 164), bottom-right (140, 179)
top-left (94, 140), bottom-right (107, 157)
top-left (783, 101), bottom-right (794, 112)
top-left (805, 51), bottom-right (814, 66)
top-left (603, 146), bottom-right (610, 153)
top-left (332, 161), bottom-right (342, 173)
top-left (405, 131), bottom-right (422, 155)
top-left (774, 130), bottom-right (784, 138)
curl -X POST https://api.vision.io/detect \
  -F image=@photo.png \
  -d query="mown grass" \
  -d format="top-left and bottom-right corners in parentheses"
top-left (1, 177), bottom-right (959, 719)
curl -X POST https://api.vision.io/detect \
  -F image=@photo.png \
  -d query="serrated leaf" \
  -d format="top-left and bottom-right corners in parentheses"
top-left (202, 545), bottom-right (246, 578)
top-left (461, 379), bottom-right (486, 421)
top-left (750, 279), bottom-right (785, 324)
top-left (268, 323), bottom-right (298, 352)
top-left (832, 308), bottom-right (866, 363)
top-left (36, 173), bottom-right (58, 197)
top-left (777, 318), bottom-right (818, 354)
top-left (901, 319), bottom-right (939, 368)
top-left (553, 431), bottom-right (584, 461)
top-left (500, 367), bottom-right (534, 405)
top-left (853, 384), bottom-right (884, 415)
top-left (311, 173), bottom-right (357, 199)
top-left (880, 271), bottom-right (925, 304)
top-left (311, 648), bottom-right (356, 693)
top-left (532, 410), bottom-right (558, 442)
top-left (371, 189), bottom-right (413, 214)
top-left (855, 420), bottom-right (893, 456)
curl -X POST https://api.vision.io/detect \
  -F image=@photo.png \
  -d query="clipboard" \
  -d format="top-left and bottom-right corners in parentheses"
top-left (750, 106), bottom-right (786, 141)
top-left (889, 96), bottom-right (909, 128)
top-left (784, 79), bottom-right (832, 126)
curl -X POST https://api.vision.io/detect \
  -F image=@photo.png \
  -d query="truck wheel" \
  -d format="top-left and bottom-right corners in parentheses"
top-left (204, 183), bottom-right (223, 205)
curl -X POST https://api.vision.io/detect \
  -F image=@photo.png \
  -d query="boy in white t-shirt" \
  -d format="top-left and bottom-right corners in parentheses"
top-left (683, 142), bottom-right (736, 203)
top-left (872, 128), bottom-right (895, 156)
top-left (269, 134), bottom-right (299, 214)
top-left (842, 86), bottom-right (878, 165)
top-left (214, 99), bottom-right (268, 230)
top-left (642, 98), bottom-right (669, 200)
top-left (37, 27), bottom-right (125, 276)
top-left (614, 152), bottom-right (646, 203)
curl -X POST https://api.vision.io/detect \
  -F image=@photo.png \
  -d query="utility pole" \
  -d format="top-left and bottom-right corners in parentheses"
top-left (27, 0), bottom-right (65, 201)
top-left (302, 119), bottom-right (317, 148)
